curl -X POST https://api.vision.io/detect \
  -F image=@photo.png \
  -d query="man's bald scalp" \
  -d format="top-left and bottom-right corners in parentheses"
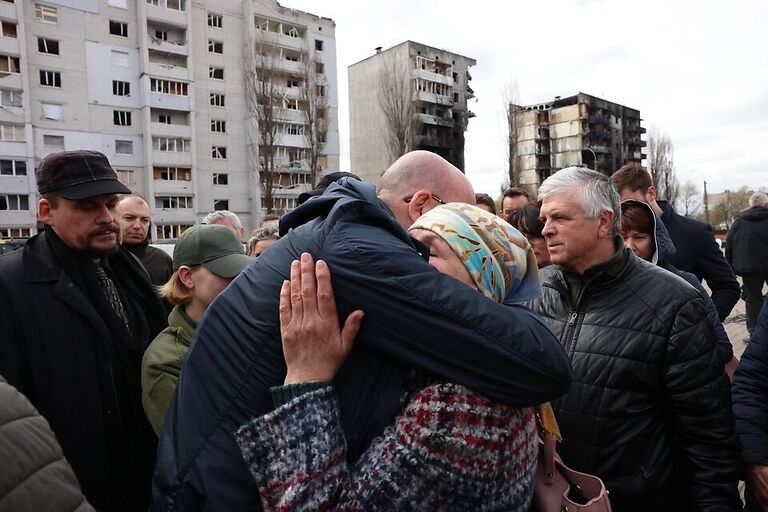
top-left (377, 150), bottom-right (471, 200)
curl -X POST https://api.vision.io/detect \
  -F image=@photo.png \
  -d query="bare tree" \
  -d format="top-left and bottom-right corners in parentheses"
top-left (678, 180), bottom-right (702, 217)
top-left (646, 127), bottom-right (678, 205)
top-left (299, 44), bottom-right (329, 188)
top-left (503, 79), bottom-right (521, 187)
top-left (244, 28), bottom-right (284, 214)
top-left (378, 51), bottom-right (417, 163)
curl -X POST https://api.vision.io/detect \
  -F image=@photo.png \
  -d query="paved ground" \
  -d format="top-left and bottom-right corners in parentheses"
top-left (724, 295), bottom-right (751, 359)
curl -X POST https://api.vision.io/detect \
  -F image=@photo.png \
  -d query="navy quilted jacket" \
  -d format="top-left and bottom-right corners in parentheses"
top-left (733, 298), bottom-right (768, 465)
top-left (151, 179), bottom-right (572, 511)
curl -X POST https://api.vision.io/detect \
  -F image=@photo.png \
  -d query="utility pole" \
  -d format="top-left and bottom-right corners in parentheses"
top-left (703, 179), bottom-right (709, 225)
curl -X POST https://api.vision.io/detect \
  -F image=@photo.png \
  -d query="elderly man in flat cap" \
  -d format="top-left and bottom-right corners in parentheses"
top-left (0, 150), bottom-right (166, 511)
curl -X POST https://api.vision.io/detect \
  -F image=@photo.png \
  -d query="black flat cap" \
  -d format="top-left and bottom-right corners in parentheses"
top-left (36, 150), bottom-right (131, 200)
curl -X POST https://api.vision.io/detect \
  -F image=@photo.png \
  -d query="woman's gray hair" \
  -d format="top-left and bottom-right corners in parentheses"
top-left (538, 167), bottom-right (621, 234)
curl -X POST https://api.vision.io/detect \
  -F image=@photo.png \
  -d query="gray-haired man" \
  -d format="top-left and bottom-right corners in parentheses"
top-left (528, 167), bottom-right (740, 510)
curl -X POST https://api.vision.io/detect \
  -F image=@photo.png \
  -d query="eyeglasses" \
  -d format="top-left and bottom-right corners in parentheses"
top-left (403, 193), bottom-right (445, 205)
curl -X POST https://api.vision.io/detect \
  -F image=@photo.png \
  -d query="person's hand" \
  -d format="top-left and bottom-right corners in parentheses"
top-left (281, 253), bottom-right (364, 385)
top-left (747, 464), bottom-right (768, 508)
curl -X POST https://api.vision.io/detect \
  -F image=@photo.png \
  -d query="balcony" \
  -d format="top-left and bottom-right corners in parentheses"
top-left (0, 175), bottom-right (28, 194)
top-left (0, 72), bottom-right (21, 90)
top-left (147, 62), bottom-right (189, 81)
top-left (254, 27), bottom-right (304, 51)
top-left (151, 150), bottom-right (192, 167)
top-left (150, 122), bottom-right (191, 138)
top-left (0, 36), bottom-right (19, 56)
top-left (146, 3), bottom-right (187, 28)
top-left (417, 113), bottom-right (454, 127)
top-left (414, 68), bottom-right (453, 86)
top-left (416, 91), bottom-right (454, 106)
top-left (153, 209), bottom-right (195, 225)
top-left (147, 36), bottom-right (188, 56)
top-left (153, 178), bottom-right (193, 194)
top-left (417, 134), bottom-right (452, 148)
top-left (149, 92), bottom-right (190, 111)
top-left (0, 2), bottom-right (16, 20)
top-left (0, 140), bottom-right (26, 156)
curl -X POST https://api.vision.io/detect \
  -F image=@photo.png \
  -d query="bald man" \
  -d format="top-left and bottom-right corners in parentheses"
top-left (153, 151), bottom-right (572, 510)
top-left (116, 195), bottom-right (173, 286)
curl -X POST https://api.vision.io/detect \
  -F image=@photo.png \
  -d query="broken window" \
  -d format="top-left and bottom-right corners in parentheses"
top-left (39, 70), bottom-right (61, 87)
top-left (158, 114), bottom-right (172, 124)
top-left (0, 123), bottom-right (23, 141)
top-left (210, 120), bottom-right (226, 133)
top-left (314, 39), bottom-right (323, 51)
top-left (207, 13), bottom-right (222, 28)
top-left (113, 110), bottom-right (132, 126)
top-left (112, 80), bottom-right (130, 96)
top-left (115, 170), bottom-right (135, 185)
top-left (154, 30), bottom-right (167, 41)
top-left (0, 89), bottom-right (22, 108)
top-left (109, 20), bottom-right (128, 37)
top-left (0, 194), bottom-right (29, 211)
top-left (213, 199), bottom-right (229, 211)
top-left (0, 55), bottom-right (20, 75)
top-left (1, 21), bottom-right (17, 38)
top-left (0, 160), bottom-right (26, 176)
top-left (210, 92), bottom-right (225, 106)
top-left (209, 67), bottom-right (224, 80)
top-left (41, 102), bottom-right (63, 120)
top-left (212, 173), bottom-right (228, 185)
top-left (34, 4), bottom-right (57, 24)
top-left (315, 61), bottom-right (324, 74)
top-left (208, 40), bottom-right (223, 54)
top-left (37, 37), bottom-right (59, 54)
top-left (115, 139), bottom-right (133, 154)
top-left (211, 146), bottom-right (227, 159)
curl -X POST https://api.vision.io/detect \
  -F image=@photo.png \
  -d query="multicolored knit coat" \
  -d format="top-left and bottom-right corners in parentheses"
top-left (235, 204), bottom-right (545, 511)
top-left (235, 383), bottom-right (537, 511)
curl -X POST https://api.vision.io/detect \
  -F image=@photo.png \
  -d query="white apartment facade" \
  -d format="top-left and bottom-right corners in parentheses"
top-left (0, 0), bottom-right (338, 241)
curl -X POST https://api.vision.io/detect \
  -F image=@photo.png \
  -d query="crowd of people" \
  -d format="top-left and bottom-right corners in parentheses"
top-left (0, 148), bottom-right (766, 511)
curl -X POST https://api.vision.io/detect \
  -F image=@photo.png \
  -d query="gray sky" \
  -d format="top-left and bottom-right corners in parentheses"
top-left (288, 0), bottom-right (768, 197)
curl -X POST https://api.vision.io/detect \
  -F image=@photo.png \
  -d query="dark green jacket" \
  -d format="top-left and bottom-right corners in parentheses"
top-left (141, 306), bottom-right (196, 437)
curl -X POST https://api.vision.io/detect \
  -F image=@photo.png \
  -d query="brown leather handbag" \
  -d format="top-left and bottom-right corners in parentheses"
top-left (532, 435), bottom-right (612, 512)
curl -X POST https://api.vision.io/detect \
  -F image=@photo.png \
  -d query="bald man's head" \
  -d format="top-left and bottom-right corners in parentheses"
top-left (377, 151), bottom-right (475, 229)
top-left (116, 194), bottom-right (151, 247)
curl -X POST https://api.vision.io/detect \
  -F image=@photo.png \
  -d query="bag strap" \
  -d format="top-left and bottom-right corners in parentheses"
top-left (542, 434), bottom-right (557, 485)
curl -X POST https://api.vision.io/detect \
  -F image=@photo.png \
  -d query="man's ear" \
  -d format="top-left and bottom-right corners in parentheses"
top-left (177, 266), bottom-right (195, 289)
top-left (598, 210), bottom-right (614, 239)
top-left (38, 198), bottom-right (52, 225)
top-left (407, 190), bottom-right (432, 222)
top-left (646, 185), bottom-right (657, 202)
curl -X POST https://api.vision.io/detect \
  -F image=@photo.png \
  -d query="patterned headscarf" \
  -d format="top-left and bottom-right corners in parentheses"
top-left (409, 203), bottom-right (540, 304)
top-left (410, 203), bottom-right (560, 442)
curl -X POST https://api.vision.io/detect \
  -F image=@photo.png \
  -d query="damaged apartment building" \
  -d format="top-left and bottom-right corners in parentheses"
top-left (0, 0), bottom-right (339, 240)
top-left (510, 92), bottom-right (645, 191)
top-left (348, 41), bottom-right (476, 183)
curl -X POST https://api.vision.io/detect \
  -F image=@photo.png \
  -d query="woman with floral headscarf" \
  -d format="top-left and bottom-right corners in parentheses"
top-left (235, 204), bottom-right (556, 511)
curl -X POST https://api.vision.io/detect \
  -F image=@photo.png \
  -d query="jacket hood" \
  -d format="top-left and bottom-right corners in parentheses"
top-left (738, 206), bottom-right (768, 222)
top-left (279, 178), bottom-right (385, 236)
top-left (621, 199), bottom-right (677, 266)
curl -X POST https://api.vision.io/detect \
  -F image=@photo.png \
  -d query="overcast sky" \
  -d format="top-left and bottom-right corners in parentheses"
top-left (287, 0), bottom-right (767, 197)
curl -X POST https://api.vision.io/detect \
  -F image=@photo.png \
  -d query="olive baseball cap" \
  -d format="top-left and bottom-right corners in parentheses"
top-left (36, 150), bottom-right (131, 200)
top-left (173, 224), bottom-right (251, 278)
